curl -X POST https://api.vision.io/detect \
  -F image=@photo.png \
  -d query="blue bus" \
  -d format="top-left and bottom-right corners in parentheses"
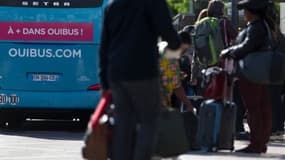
top-left (0, 0), bottom-right (106, 127)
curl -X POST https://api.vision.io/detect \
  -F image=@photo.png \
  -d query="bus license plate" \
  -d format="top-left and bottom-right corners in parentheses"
top-left (32, 74), bottom-right (59, 82)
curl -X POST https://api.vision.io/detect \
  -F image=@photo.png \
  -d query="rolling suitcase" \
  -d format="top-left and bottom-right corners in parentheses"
top-left (196, 59), bottom-right (237, 152)
top-left (197, 100), bottom-right (236, 151)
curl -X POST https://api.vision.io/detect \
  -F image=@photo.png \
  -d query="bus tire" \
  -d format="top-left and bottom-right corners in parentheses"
top-left (6, 111), bottom-right (25, 129)
top-left (0, 110), bottom-right (8, 127)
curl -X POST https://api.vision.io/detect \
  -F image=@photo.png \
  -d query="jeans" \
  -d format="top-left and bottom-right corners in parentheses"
top-left (110, 78), bottom-right (161, 160)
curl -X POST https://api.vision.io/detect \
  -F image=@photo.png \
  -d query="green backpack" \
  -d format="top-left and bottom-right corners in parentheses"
top-left (194, 17), bottom-right (224, 66)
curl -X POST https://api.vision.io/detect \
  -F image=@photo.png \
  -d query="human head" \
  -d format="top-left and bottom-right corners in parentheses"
top-left (237, 0), bottom-right (268, 11)
top-left (178, 31), bottom-right (192, 54)
top-left (207, 0), bottom-right (224, 18)
top-left (238, 0), bottom-right (267, 22)
top-left (238, 0), bottom-right (277, 38)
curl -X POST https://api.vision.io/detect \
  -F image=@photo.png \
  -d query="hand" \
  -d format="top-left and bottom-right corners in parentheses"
top-left (164, 47), bottom-right (182, 59)
top-left (220, 48), bottom-right (233, 59)
top-left (190, 79), bottom-right (198, 85)
top-left (180, 71), bottom-right (188, 79)
top-left (101, 89), bottom-right (110, 97)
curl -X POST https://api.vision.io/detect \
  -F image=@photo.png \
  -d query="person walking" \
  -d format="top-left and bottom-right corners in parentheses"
top-left (221, 0), bottom-right (277, 153)
top-left (98, 0), bottom-right (182, 160)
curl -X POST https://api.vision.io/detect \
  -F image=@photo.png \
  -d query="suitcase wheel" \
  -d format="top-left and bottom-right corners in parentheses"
top-left (208, 146), bottom-right (217, 152)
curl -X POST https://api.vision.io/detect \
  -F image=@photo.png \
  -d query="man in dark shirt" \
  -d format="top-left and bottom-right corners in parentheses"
top-left (98, 0), bottom-right (181, 159)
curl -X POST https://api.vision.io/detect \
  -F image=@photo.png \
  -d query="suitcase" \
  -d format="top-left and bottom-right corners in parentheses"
top-left (196, 59), bottom-right (237, 152)
top-left (196, 100), bottom-right (236, 152)
top-left (182, 111), bottom-right (199, 150)
top-left (154, 108), bottom-right (190, 157)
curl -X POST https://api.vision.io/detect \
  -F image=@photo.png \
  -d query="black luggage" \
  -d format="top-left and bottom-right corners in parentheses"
top-left (182, 111), bottom-right (199, 150)
top-left (154, 108), bottom-right (199, 157)
top-left (218, 102), bottom-right (237, 150)
top-left (154, 109), bottom-right (190, 157)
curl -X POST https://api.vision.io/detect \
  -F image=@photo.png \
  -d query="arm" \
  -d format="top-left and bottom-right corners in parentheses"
top-left (98, 8), bottom-right (110, 90)
top-left (225, 23), bottom-right (267, 59)
top-left (146, 0), bottom-right (181, 50)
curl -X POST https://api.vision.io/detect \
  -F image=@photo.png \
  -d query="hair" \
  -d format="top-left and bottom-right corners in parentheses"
top-left (178, 31), bottom-right (192, 45)
top-left (196, 8), bottom-right (208, 22)
top-left (245, 2), bottom-right (278, 40)
top-left (207, 0), bottom-right (224, 18)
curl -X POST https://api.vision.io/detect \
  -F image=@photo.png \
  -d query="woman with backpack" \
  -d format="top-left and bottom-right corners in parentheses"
top-left (207, 0), bottom-right (238, 47)
top-left (220, 0), bottom-right (278, 153)
top-left (191, 0), bottom-right (238, 96)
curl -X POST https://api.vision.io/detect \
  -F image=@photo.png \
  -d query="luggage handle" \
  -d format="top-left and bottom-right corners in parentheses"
top-left (223, 58), bottom-right (234, 105)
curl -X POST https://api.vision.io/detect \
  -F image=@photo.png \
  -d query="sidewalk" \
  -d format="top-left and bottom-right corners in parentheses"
top-left (152, 117), bottom-right (285, 160)
top-left (178, 139), bottom-right (285, 160)
top-left (155, 139), bottom-right (285, 160)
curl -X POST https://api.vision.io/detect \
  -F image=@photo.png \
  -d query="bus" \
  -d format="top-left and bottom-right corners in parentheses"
top-left (0, 0), bottom-right (107, 127)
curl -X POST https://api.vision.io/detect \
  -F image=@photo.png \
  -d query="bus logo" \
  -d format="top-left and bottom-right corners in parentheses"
top-left (0, 0), bottom-right (103, 8)
top-left (21, 1), bottom-right (71, 7)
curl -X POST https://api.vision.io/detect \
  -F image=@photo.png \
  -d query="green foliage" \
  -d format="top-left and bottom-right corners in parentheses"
top-left (167, 0), bottom-right (190, 16)
top-left (275, 2), bottom-right (280, 24)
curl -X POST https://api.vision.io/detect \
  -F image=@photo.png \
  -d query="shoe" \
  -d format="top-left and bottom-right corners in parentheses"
top-left (235, 131), bottom-right (250, 140)
top-left (235, 146), bottom-right (264, 154)
top-left (270, 132), bottom-right (284, 141)
top-left (277, 130), bottom-right (285, 136)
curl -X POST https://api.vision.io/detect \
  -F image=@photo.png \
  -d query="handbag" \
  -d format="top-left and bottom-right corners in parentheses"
top-left (82, 93), bottom-right (113, 160)
top-left (237, 21), bottom-right (285, 84)
top-left (202, 59), bottom-right (233, 101)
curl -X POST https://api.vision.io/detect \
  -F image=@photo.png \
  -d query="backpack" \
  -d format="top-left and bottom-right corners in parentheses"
top-left (194, 17), bottom-right (224, 66)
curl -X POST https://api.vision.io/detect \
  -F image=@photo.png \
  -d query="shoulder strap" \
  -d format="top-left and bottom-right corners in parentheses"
top-left (223, 18), bottom-right (229, 47)
top-left (263, 20), bottom-right (273, 50)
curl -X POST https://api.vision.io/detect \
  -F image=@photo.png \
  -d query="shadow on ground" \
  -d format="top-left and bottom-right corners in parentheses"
top-left (0, 119), bottom-right (86, 140)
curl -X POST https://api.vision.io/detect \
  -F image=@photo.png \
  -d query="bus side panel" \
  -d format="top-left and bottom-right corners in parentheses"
top-left (0, 44), bottom-right (99, 91)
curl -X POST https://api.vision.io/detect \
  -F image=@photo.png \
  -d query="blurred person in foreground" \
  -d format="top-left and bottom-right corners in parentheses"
top-left (98, 0), bottom-right (182, 159)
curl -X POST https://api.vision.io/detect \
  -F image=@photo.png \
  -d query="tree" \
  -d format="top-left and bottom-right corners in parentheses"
top-left (167, 0), bottom-right (190, 16)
